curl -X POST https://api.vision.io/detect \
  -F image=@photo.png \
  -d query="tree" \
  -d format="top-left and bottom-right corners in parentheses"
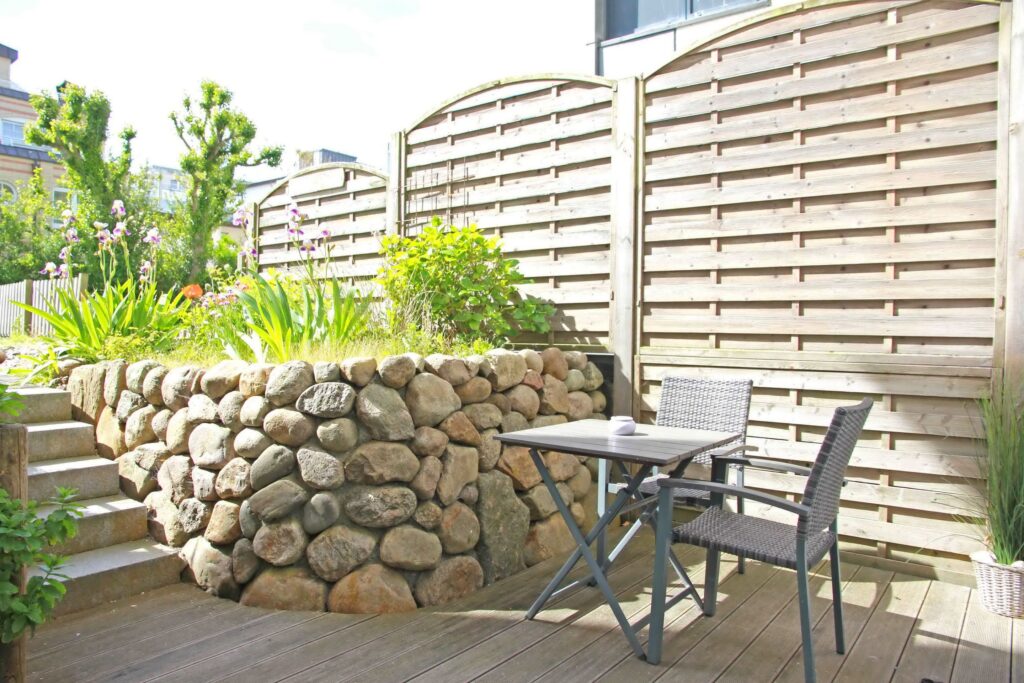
top-left (0, 170), bottom-right (63, 284)
top-left (171, 81), bottom-right (282, 281)
top-left (25, 82), bottom-right (135, 220)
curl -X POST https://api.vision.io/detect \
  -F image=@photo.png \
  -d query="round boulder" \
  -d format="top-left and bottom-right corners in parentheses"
top-left (404, 373), bottom-right (461, 427)
top-left (345, 442), bottom-right (419, 485)
top-left (263, 408), bottom-right (315, 447)
top-left (356, 383), bottom-right (415, 441)
top-left (265, 361), bottom-right (315, 406)
top-left (327, 564), bottom-right (416, 614)
top-left (306, 524), bottom-right (377, 582)
top-left (344, 486), bottom-right (417, 528)
top-left (380, 525), bottom-right (442, 571)
top-left (296, 382), bottom-right (356, 418)
top-left (253, 516), bottom-right (308, 566)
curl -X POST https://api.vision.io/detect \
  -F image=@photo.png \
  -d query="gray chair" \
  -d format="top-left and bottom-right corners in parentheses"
top-left (647, 398), bottom-right (873, 683)
top-left (605, 377), bottom-right (753, 573)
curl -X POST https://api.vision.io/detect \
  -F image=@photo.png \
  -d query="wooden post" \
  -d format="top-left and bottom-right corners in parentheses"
top-left (0, 424), bottom-right (28, 683)
top-left (20, 280), bottom-right (32, 337)
top-left (1003, 0), bottom-right (1024, 381)
top-left (385, 131), bottom-right (405, 236)
top-left (609, 77), bottom-right (639, 417)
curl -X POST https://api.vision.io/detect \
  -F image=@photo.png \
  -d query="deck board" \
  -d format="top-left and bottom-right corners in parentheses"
top-left (29, 531), bottom-right (1019, 683)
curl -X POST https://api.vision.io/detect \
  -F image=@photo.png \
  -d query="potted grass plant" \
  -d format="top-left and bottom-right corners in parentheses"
top-left (971, 380), bottom-right (1024, 618)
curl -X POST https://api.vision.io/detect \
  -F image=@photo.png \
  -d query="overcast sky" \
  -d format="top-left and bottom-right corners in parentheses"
top-left (2, 0), bottom-right (596, 179)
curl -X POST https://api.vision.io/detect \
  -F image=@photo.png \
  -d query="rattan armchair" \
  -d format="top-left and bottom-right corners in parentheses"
top-left (646, 398), bottom-right (873, 683)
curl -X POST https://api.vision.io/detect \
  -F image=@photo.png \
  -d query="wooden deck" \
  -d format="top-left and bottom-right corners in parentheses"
top-left (28, 531), bottom-right (1021, 682)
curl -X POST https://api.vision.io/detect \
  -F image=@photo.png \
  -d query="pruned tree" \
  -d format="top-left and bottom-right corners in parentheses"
top-left (171, 81), bottom-right (282, 281)
top-left (25, 82), bottom-right (135, 220)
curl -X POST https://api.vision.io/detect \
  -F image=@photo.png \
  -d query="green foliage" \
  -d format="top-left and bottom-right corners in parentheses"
top-left (171, 81), bottom-right (282, 281)
top-left (14, 280), bottom-right (188, 363)
top-left (979, 382), bottom-right (1024, 565)
top-left (0, 488), bottom-right (81, 643)
top-left (0, 385), bottom-right (24, 421)
top-left (210, 233), bottom-right (241, 274)
top-left (25, 83), bottom-right (135, 223)
top-left (222, 275), bottom-right (369, 362)
top-left (0, 170), bottom-right (64, 284)
top-left (377, 217), bottom-right (554, 345)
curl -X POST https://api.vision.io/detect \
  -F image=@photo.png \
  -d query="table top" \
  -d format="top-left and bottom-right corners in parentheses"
top-left (494, 419), bottom-right (739, 466)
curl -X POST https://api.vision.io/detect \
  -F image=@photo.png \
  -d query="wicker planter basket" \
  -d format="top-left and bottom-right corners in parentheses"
top-left (972, 550), bottom-right (1024, 618)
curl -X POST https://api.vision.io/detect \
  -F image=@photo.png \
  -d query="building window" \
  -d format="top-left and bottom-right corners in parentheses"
top-left (604, 0), bottom-right (762, 40)
top-left (0, 181), bottom-right (16, 205)
top-left (51, 187), bottom-right (78, 227)
top-left (1, 119), bottom-right (26, 147)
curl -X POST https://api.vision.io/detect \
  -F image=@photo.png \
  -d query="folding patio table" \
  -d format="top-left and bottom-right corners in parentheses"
top-left (495, 419), bottom-right (739, 660)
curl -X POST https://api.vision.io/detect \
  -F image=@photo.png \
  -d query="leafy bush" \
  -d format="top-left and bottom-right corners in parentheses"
top-left (377, 218), bottom-right (554, 345)
top-left (978, 382), bottom-right (1024, 565)
top-left (0, 488), bottom-right (81, 644)
top-left (0, 385), bottom-right (23, 421)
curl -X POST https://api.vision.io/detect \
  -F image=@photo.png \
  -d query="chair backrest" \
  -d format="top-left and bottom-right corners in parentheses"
top-left (798, 398), bottom-right (874, 538)
top-left (656, 376), bottom-right (753, 464)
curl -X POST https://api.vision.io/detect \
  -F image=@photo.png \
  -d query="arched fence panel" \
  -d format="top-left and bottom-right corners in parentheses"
top-left (400, 76), bottom-right (618, 348)
top-left (254, 163), bottom-right (389, 290)
top-left (637, 0), bottom-right (1005, 579)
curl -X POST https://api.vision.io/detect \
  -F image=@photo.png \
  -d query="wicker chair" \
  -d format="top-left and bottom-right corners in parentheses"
top-left (646, 398), bottom-right (873, 683)
top-left (604, 377), bottom-right (754, 573)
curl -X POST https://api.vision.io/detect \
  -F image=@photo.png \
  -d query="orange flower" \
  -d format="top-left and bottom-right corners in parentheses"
top-left (181, 284), bottom-right (203, 300)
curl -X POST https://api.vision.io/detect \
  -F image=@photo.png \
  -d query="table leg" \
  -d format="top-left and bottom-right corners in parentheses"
top-left (596, 458), bottom-right (608, 567)
top-left (525, 448), bottom-right (647, 659)
top-left (525, 463), bottom-right (649, 619)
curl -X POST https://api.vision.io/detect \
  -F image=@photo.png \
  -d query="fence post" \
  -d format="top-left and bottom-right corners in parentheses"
top-left (0, 423), bottom-right (28, 683)
top-left (386, 131), bottom-right (405, 236)
top-left (609, 76), bottom-right (639, 417)
top-left (20, 280), bottom-right (32, 336)
top-left (1002, 0), bottom-right (1024, 381)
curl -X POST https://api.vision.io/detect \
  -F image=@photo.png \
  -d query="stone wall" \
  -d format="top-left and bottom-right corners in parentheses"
top-left (68, 348), bottom-right (607, 613)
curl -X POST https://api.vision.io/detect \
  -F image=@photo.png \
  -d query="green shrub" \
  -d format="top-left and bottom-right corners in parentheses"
top-left (0, 488), bottom-right (81, 644)
top-left (0, 385), bottom-right (23, 421)
top-left (377, 218), bottom-right (554, 345)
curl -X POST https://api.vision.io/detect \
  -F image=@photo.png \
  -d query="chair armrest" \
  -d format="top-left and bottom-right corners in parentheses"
top-left (713, 455), bottom-right (812, 476)
top-left (657, 477), bottom-right (810, 517)
top-left (707, 444), bottom-right (758, 459)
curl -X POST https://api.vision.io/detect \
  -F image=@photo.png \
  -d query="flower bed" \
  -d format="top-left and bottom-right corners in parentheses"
top-left (68, 347), bottom-right (607, 612)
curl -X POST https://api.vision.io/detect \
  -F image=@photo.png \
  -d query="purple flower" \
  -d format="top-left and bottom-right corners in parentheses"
top-left (232, 207), bottom-right (251, 228)
top-left (318, 226), bottom-right (330, 240)
top-left (142, 227), bottom-right (161, 245)
top-left (139, 260), bottom-right (152, 276)
top-left (298, 240), bottom-right (317, 255)
top-left (64, 227), bottom-right (80, 244)
top-left (112, 221), bottom-right (130, 241)
top-left (96, 229), bottom-right (113, 249)
top-left (286, 224), bottom-right (303, 240)
top-left (40, 262), bottom-right (57, 277)
top-left (61, 209), bottom-right (76, 226)
top-left (56, 263), bottom-right (68, 279)
top-left (58, 246), bottom-right (69, 261)
top-left (111, 200), bottom-right (126, 217)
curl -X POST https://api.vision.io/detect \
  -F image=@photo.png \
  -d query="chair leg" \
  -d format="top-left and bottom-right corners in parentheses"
top-left (796, 545), bottom-right (816, 683)
top-left (703, 549), bottom-right (721, 617)
top-left (735, 466), bottom-right (746, 575)
top-left (829, 537), bottom-right (846, 654)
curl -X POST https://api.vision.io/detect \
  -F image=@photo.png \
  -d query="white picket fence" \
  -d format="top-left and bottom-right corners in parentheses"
top-left (0, 274), bottom-right (87, 337)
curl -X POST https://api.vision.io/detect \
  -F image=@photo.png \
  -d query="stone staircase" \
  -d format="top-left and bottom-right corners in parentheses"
top-left (16, 386), bottom-right (183, 616)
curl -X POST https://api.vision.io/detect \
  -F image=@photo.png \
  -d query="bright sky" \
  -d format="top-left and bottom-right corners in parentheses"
top-left (2, 0), bottom-right (596, 180)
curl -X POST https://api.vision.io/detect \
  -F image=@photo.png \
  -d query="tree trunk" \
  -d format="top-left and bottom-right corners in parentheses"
top-left (0, 638), bottom-right (25, 683)
top-left (0, 425), bottom-right (28, 683)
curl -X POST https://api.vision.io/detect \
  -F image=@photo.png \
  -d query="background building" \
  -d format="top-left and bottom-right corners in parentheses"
top-left (595, 0), bottom-right (790, 76)
top-left (0, 42), bottom-right (64, 207)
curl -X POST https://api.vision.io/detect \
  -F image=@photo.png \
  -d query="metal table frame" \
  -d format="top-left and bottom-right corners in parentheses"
top-left (496, 420), bottom-right (738, 660)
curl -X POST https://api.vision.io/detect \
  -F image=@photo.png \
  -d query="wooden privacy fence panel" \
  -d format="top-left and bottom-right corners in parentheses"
top-left (0, 275), bottom-right (87, 337)
top-left (254, 163), bottom-right (389, 290)
top-left (638, 0), bottom-right (1004, 579)
top-left (399, 76), bottom-right (618, 348)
